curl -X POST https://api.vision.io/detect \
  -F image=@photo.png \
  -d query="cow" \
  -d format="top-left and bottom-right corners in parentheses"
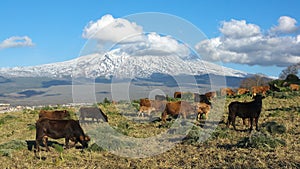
top-left (227, 94), bottom-right (265, 131)
top-left (79, 107), bottom-right (108, 123)
top-left (138, 106), bottom-right (156, 117)
top-left (161, 101), bottom-right (196, 123)
top-left (237, 88), bottom-right (250, 95)
top-left (35, 118), bottom-right (90, 152)
top-left (174, 92), bottom-right (182, 99)
top-left (196, 102), bottom-right (211, 120)
top-left (194, 93), bottom-right (212, 106)
top-left (39, 110), bottom-right (70, 120)
top-left (290, 84), bottom-right (299, 91)
top-left (220, 88), bottom-right (235, 96)
top-left (139, 98), bottom-right (166, 113)
top-left (251, 86), bottom-right (270, 96)
top-left (205, 91), bottom-right (217, 100)
top-left (173, 92), bottom-right (194, 100)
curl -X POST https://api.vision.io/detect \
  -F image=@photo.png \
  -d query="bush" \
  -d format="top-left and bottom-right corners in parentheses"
top-left (236, 132), bottom-right (286, 151)
top-left (262, 121), bottom-right (286, 134)
top-left (87, 143), bottom-right (105, 152)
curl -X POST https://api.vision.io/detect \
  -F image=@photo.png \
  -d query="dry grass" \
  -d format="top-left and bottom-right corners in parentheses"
top-left (0, 93), bottom-right (299, 168)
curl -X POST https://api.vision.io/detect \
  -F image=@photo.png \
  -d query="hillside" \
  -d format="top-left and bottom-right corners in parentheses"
top-left (0, 92), bottom-right (299, 168)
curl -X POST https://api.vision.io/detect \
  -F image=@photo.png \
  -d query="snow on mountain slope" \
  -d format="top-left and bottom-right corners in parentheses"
top-left (0, 49), bottom-right (247, 79)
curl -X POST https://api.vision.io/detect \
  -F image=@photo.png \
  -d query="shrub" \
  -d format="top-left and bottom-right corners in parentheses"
top-left (262, 121), bottom-right (286, 134)
top-left (236, 132), bottom-right (286, 151)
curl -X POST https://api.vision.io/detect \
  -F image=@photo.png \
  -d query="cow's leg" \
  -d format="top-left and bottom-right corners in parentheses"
top-left (232, 117), bottom-right (237, 130)
top-left (161, 111), bottom-right (167, 123)
top-left (255, 117), bottom-right (260, 131)
top-left (42, 136), bottom-right (50, 151)
top-left (65, 137), bottom-right (70, 149)
top-left (249, 117), bottom-right (254, 131)
top-left (35, 138), bottom-right (41, 152)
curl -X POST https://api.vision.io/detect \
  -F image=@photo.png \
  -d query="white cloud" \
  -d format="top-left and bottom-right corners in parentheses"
top-left (82, 14), bottom-right (144, 43)
top-left (195, 17), bottom-right (300, 67)
top-left (119, 32), bottom-right (191, 58)
top-left (270, 16), bottom-right (299, 34)
top-left (82, 15), bottom-right (192, 59)
top-left (0, 36), bottom-right (34, 49)
top-left (220, 19), bottom-right (261, 39)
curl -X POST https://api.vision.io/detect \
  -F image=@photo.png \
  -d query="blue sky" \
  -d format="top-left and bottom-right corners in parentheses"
top-left (0, 0), bottom-right (300, 77)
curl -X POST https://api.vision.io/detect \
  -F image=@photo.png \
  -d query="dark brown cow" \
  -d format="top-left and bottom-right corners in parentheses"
top-left (161, 101), bottom-right (197, 123)
top-left (237, 88), bottom-right (250, 95)
top-left (174, 92), bottom-right (182, 99)
top-left (35, 118), bottom-right (90, 152)
top-left (227, 95), bottom-right (265, 131)
top-left (79, 107), bottom-right (108, 123)
top-left (39, 110), bottom-right (70, 120)
top-left (251, 86), bottom-right (270, 96)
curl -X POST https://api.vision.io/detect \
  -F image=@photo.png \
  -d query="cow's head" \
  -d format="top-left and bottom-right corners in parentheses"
top-left (79, 135), bottom-right (90, 148)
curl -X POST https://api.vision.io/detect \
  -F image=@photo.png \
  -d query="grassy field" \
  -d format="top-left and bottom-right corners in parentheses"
top-left (0, 92), bottom-right (299, 168)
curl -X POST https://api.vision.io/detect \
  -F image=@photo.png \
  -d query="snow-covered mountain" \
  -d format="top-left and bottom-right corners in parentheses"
top-left (0, 49), bottom-right (248, 79)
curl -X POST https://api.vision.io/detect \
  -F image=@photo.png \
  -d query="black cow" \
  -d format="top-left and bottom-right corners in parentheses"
top-left (227, 94), bottom-right (265, 131)
top-left (194, 93), bottom-right (211, 106)
top-left (35, 118), bottom-right (90, 152)
top-left (79, 107), bottom-right (108, 123)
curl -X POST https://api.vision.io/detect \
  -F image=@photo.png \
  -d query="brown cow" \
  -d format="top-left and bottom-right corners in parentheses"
top-left (290, 84), bottom-right (299, 91)
top-left (162, 101), bottom-right (200, 123)
top-left (205, 91), bottom-right (217, 100)
top-left (251, 86), bottom-right (270, 96)
top-left (139, 98), bottom-right (166, 114)
top-left (220, 88), bottom-right (235, 96)
top-left (39, 110), bottom-right (70, 120)
top-left (138, 106), bottom-right (156, 117)
top-left (197, 102), bottom-right (211, 120)
top-left (79, 107), bottom-right (108, 123)
top-left (35, 118), bottom-right (90, 152)
top-left (237, 88), bottom-right (250, 95)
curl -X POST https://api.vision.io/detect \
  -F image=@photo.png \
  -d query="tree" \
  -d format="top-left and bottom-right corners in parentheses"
top-left (279, 62), bottom-right (300, 80)
top-left (240, 74), bottom-right (270, 89)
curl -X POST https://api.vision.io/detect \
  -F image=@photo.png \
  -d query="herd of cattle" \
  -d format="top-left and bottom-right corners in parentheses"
top-left (33, 84), bottom-right (298, 153)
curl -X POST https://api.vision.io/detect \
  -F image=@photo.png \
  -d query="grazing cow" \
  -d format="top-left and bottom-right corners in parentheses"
top-left (79, 107), bottom-right (108, 123)
top-left (39, 110), bottom-right (70, 120)
top-left (251, 86), bottom-right (270, 96)
top-left (194, 93), bottom-right (212, 106)
top-left (155, 95), bottom-right (167, 101)
top-left (205, 91), bottom-right (217, 100)
top-left (138, 106), bottom-right (156, 117)
top-left (290, 84), bottom-right (299, 91)
top-left (196, 102), bottom-right (211, 120)
top-left (35, 118), bottom-right (90, 152)
top-left (227, 94), bottom-right (265, 131)
top-left (161, 101), bottom-right (196, 123)
top-left (220, 88), bottom-right (236, 96)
